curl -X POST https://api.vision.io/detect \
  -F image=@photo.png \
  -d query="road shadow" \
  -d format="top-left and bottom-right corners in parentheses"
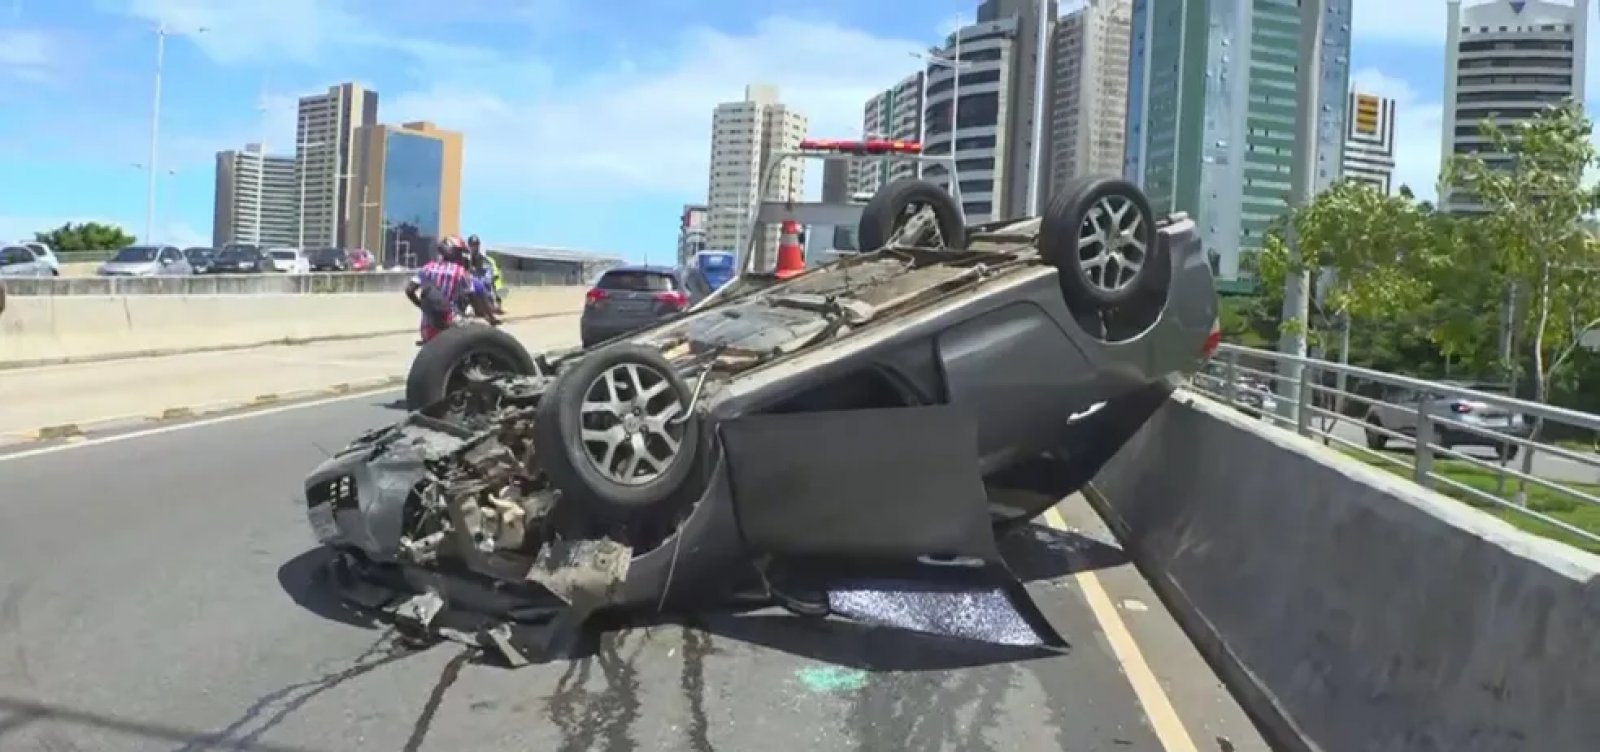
top-left (999, 523), bottom-right (1128, 580)
top-left (379, 398), bottom-right (409, 412)
top-left (276, 548), bottom-right (388, 630)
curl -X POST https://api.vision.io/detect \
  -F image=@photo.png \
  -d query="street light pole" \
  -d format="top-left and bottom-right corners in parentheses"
top-left (146, 25), bottom-right (166, 244)
top-left (1277, 0), bottom-right (1325, 418)
top-left (1026, 0), bottom-right (1051, 217)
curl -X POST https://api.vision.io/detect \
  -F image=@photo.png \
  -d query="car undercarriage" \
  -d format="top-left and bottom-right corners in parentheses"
top-left (304, 175), bottom-right (1220, 666)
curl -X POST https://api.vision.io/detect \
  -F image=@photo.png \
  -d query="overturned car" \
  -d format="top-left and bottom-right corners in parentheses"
top-left (302, 175), bottom-right (1221, 662)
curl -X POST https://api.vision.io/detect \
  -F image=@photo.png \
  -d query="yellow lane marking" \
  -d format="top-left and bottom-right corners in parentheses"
top-left (1043, 506), bottom-right (1201, 752)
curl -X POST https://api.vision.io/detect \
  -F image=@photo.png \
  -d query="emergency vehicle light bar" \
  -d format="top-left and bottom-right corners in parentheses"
top-left (798, 138), bottom-right (924, 155)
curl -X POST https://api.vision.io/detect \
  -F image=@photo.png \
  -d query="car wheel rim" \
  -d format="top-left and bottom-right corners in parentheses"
top-left (1077, 194), bottom-right (1147, 294)
top-left (579, 362), bottom-right (687, 487)
top-left (893, 201), bottom-right (944, 247)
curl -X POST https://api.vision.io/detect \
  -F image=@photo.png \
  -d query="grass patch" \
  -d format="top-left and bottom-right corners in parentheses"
top-left (1337, 447), bottom-right (1600, 554)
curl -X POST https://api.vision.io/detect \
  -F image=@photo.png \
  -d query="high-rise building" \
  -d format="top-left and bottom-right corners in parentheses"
top-left (1343, 92), bottom-right (1398, 193)
top-left (678, 204), bottom-right (709, 265)
top-left (1441, 0), bottom-right (1589, 214)
top-left (922, 0), bottom-right (1058, 224)
top-left (295, 82), bottom-right (379, 248)
top-left (347, 121), bottom-right (463, 267)
top-left (852, 72), bottom-right (926, 196)
top-left (1124, 0), bottom-right (1353, 281)
top-left (704, 84), bottom-right (808, 270)
top-left (212, 143), bottom-right (297, 248)
top-left (1046, 0), bottom-right (1133, 196)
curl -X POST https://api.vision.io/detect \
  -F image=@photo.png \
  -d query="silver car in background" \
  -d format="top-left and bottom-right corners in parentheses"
top-left (1364, 381), bottom-right (1531, 459)
top-left (97, 245), bottom-right (194, 276)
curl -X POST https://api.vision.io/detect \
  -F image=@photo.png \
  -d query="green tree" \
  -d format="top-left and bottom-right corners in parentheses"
top-left (1445, 100), bottom-right (1600, 408)
top-left (33, 222), bottom-right (136, 252)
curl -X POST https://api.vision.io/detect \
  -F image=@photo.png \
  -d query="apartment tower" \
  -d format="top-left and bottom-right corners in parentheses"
top-left (704, 84), bottom-right (808, 270)
top-left (347, 121), bottom-right (463, 267)
top-left (1343, 91), bottom-right (1398, 193)
top-left (922, 0), bottom-right (1058, 223)
top-left (1046, 0), bottom-right (1134, 197)
top-left (1124, 0), bottom-right (1353, 281)
top-left (212, 143), bottom-right (297, 248)
top-left (1441, 0), bottom-right (1590, 214)
top-left (852, 72), bottom-right (926, 196)
top-left (295, 82), bottom-right (380, 248)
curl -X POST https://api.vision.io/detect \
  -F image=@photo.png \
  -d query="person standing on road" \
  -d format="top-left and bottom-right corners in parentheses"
top-left (405, 235), bottom-right (501, 344)
top-left (466, 234), bottom-right (506, 314)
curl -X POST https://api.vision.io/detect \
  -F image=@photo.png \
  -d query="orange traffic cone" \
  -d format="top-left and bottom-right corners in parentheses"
top-left (775, 220), bottom-right (806, 279)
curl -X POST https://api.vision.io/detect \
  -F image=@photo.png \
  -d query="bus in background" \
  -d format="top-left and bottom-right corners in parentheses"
top-left (694, 250), bottom-right (736, 291)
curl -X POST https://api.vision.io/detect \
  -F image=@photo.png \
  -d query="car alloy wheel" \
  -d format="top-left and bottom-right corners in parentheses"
top-left (578, 361), bottom-right (689, 486)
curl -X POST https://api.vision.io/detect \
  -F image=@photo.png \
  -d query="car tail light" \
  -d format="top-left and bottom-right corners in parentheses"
top-left (654, 290), bottom-right (690, 310)
top-left (1451, 402), bottom-right (1475, 414)
top-left (585, 288), bottom-right (607, 306)
top-left (1200, 319), bottom-right (1222, 360)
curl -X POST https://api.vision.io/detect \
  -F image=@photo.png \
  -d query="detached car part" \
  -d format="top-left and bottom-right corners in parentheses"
top-left (305, 175), bottom-right (1220, 663)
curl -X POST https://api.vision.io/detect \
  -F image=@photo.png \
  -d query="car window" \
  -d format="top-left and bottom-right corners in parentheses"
top-left (596, 270), bottom-right (676, 292)
top-left (159, 248), bottom-right (181, 263)
top-left (1, 247), bottom-right (32, 265)
top-left (111, 246), bottom-right (160, 263)
top-left (270, 250), bottom-right (297, 261)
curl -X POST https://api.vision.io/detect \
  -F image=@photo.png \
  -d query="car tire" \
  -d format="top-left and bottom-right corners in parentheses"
top-left (1040, 175), bottom-right (1158, 310)
top-left (1497, 442), bottom-right (1520, 461)
top-left (533, 343), bottom-right (701, 522)
top-left (1365, 417), bottom-right (1388, 450)
top-left (857, 178), bottom-right (967, 252)
top-left (0, 279), bottom-right (7, 318)
top-left (405, 325), bottom-right (538, 415)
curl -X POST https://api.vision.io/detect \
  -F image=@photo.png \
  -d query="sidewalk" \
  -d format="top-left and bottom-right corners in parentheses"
top-left (0, 315), bottom-right (580, 440)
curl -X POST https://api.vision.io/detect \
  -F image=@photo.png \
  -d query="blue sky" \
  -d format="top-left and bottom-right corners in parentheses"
top-left (0, 1), bottom-right (1588, 260)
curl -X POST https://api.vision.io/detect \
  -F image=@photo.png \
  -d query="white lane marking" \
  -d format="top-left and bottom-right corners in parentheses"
top-left (1043, 506), bottom-right (1201, 752)
top-left (0, 388), bottom-right (401, 463)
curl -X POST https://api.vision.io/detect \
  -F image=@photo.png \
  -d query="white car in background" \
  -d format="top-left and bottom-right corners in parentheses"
top-left (267, 247), bottom-right (311, 274)
top-left (21, 242), bottom-right (60, 275)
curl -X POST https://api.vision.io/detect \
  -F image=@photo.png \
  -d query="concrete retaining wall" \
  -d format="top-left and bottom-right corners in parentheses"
top-left (0, 286), bottom-right (587, 366)
top-left (1088, 390), bottom-right (1600, 752)
top-left (7, 272), bottom-right (420, 296)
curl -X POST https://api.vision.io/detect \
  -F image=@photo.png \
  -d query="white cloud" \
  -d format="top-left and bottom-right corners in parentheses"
top-left (382, 17), bottom-right (925, 200)
top-left (0, 28), bottom-right (55, 83)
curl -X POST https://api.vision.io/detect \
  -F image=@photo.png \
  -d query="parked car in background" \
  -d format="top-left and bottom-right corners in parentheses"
top-left (267, 247), bottom-right (310, 274)
top-left (1364, 380), bottom-right (1531, 459)
top-left (307, 247), bottom-right (350, 272)
top-left (1, 244), bottom-right (54, 276)
top-left (579, 264), bottom-right (714, 347)
top-left (97, 245), bottom-right (192, 276)
top-left (184, 247), bottom-right (217, 274)
top-left (347, 248), bottom-right (376, 271)
top-left (20, 242), bottom-right (60, 275)
top-left (211, 247), bottom-right (276, 273)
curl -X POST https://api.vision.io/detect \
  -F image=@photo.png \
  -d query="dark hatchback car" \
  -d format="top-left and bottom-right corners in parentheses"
top-left (211, 246), bottom-right (275, 273)
top-left (308, 247), bottom-right (350, 272)
top-left (305, 174), bottom-right (1222, 663)
top-left (579, 264), bottom-right (714, 347)
top-left (183, 247), bottom-right (217, 274)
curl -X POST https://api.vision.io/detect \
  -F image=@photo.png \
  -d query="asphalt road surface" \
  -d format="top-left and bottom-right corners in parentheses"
top-left (0, 393), bottom-right (1270, 751)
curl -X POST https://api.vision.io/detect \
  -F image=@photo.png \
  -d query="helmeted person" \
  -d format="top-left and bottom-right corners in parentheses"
top-left (466, 234), bottom-right (506, 313)
top-left (405, 235), bottom-right (501, 344)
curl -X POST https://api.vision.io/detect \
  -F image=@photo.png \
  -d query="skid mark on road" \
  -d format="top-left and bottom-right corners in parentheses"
top-left (170, 629), bottom-right (420, 752)
top-left (401, 647), bottom-right (476, 752)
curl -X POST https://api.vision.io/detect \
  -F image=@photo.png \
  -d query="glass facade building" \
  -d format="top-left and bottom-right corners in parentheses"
top-left (381, 132), bottom-right (445, 267)
top-left (1125, 0), bottom-right (1351, 281)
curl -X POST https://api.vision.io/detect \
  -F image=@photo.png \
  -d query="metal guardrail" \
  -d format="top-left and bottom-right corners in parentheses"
top-left (1191, 343), bottom-right (1600, 548)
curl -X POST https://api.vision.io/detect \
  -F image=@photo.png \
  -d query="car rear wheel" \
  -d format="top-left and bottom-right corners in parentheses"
top-left (533, 343), bottom-right (701, 522)
top-left (857, 179), bottom-right (967, 252)
top-left (1365, 417), bottom-right (1388, 450)
top-left (1040, 176), bottom-right (1159, 310)
top-left (406, 325), bottom-right (538, 417)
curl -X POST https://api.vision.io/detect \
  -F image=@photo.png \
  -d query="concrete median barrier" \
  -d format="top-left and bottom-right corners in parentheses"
top-left (0, 286), bottom-right (587, 366)
top-left (1087, 389), bottom-right (1600, 752)
top-left (7, 271), bottom-right (420, 295)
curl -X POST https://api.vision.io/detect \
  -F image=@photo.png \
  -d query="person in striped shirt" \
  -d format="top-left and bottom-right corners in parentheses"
top-left (405, 235), bottom-right (501, 343)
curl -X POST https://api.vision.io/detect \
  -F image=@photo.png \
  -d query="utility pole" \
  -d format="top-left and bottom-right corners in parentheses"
top-left (1277, 0), bottom-right (1325, 419)
top-left (1026, 0), bottom-right (1052, 217)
